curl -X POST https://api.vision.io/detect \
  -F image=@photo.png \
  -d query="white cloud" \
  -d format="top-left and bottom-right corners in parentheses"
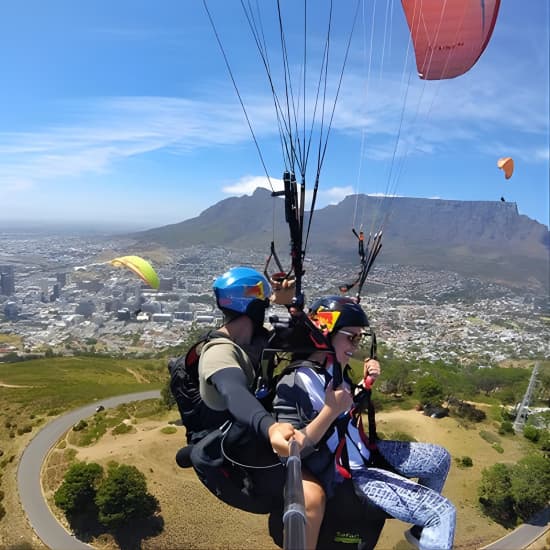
top-left (367, 192), bottom-right (402, 198)
top-left (534, 147), bottom-right (550, 162)
top-left (222, 175), bottom-right (283, 194)
top-left (322, 186), bottom-right (354, 203)
top-left (0, 52), bottom-right (547, 199)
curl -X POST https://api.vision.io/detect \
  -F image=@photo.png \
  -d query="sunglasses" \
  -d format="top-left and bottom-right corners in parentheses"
top-left (337, 329), bottom-right (368, 346)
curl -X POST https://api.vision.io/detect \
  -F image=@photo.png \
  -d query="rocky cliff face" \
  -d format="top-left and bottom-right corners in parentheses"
top-left (133, 188), bottom-right (549, 291)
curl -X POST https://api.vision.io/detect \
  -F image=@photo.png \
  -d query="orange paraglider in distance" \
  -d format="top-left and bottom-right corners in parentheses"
top-left (401, 0), bottom-right (501, 80)
top-left (497, 157), bottom-right (514, 179)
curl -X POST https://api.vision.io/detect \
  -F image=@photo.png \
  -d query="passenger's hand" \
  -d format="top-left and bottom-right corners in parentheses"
top-left (364, 358), bottom-right (381, 382)
top-left (291, 429), bottom-right (308, 451)
top-left (268, 421), bottom-right (295, 457)
top-left (324, 381), bottom-right (353, 417)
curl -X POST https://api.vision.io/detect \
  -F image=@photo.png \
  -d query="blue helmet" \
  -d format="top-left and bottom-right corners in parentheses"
top-left (213, 266), bottom-right (272, 317)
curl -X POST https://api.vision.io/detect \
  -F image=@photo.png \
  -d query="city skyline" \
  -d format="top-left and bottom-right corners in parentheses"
top-left (1, 1), bottom-right (548, 230)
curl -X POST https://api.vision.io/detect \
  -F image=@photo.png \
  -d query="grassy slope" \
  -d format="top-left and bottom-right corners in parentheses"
top-left (0, 355), bottom-right (166, 549)
top-left (0, 356), bottom-right (544, 549)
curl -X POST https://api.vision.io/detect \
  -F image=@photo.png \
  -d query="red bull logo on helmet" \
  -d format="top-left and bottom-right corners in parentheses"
top-left (243, 281), bottom-right (266, 300)
top-left (311, 309), bottom-right (341, 332)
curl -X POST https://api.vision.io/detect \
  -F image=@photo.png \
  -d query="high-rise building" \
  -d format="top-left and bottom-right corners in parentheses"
top-left (159, 277), bottom-right (175, 291)
top-left (56, 272), bottom-right (68, 287)
top-left (3, 301), bottom-right (18, 320)
top-left (0, 265), bottom-right (15, 296)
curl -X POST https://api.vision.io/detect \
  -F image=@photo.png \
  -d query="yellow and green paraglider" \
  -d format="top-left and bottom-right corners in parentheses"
top-left (109, 255), bottom-right (160, 289)
top-left (497, 157), bottom-right (514, 180)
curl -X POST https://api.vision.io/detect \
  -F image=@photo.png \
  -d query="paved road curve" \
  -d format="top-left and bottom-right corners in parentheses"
top-left (480, 507), bottom-right (550, 550)
top-left (17, 390), bottom-right (161, 550)
top-left (18, 389), bottom-right (549, 550)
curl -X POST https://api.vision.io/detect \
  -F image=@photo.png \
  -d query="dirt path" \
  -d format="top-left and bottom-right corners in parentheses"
top-left (125, 367), bottom-right (149, 383)
top-left (0, 381), bottom-right (33, 388)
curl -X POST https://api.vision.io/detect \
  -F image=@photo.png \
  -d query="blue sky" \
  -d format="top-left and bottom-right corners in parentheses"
top-left (0, 1), bottom-right (548, 231)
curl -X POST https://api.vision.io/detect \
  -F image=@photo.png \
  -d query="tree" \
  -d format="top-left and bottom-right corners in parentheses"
top-left (415, 375), bottom-right (444, 406)
top-left (378, 360), bottom-right (412, 394)
top-left (54, 462), bottom-right (104, 519)
top-left (511, 454), bottom-right (550, 521)
top-left (95, 463), bottom-right (159, 528)
top-left (160, 378), bottom-right (176, 409)
top-left (479, 454), bottom-right (550, 527)
top-left (473, 369), bottom-right (501, 396)
top-left (478, 463), bottom-right (516, 526)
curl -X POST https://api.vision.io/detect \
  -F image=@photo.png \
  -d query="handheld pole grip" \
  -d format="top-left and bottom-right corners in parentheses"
top-left (283, 439), bottom-right (306, 550)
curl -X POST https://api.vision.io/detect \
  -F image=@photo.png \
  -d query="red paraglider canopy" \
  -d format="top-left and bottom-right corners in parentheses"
top-left (401, 0), bottom-right (501, 80)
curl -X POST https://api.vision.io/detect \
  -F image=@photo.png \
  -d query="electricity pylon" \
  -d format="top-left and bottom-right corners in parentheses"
top-left (513, 362), bottom-right (540, 433)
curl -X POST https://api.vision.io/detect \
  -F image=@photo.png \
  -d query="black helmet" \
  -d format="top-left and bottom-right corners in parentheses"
top-left (308, 295), bottom-right (369, 335)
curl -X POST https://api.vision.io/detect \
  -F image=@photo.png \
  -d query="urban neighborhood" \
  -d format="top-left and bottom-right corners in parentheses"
top-left (1, 232), bottom-right (548, 365)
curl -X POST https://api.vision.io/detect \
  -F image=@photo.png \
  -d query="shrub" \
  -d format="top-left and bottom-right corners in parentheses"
top-left (72, 420), bottom-right (88, 432)
top-left (112, 423), bottom-right (133, 435)
top-left (160, 426), bottom-right (178, 435)
top-left (538, 430), bottom-right (550, 452)
top-left (450, 401), bottom-right (486, 422)
top-left (461, 456), bottom-right (473, 467)
top-left (388, 431), bottom-right (417, 442)
top-left (480, 430), bottom-right (501, 445)
top-left (16, 425), bottom-right (32, 436)
top-left (523, 425), bottom-right (540, 443)
top-left (493, 444), bottom-right (504, 454)
top-left (498, 421), bottom-right (515, 435)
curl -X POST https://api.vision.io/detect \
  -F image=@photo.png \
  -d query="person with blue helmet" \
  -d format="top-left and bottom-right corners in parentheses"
top-left (195, 266), bottom-right (326, 549)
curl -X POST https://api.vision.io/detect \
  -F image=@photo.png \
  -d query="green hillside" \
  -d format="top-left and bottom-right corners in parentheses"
top-left (0, 355), bottom-right (165, 415)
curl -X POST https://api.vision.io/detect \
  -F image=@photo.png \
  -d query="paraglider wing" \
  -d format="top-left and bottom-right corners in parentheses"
top-left (401, 0), bottom-right (501, 80)
top-left (497, 157), bottom-right (514, 179)
top-left (109, 255), bottom-right (160, 289)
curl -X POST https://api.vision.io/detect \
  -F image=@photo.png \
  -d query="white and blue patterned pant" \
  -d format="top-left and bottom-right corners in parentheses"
top-left (351, 441), bottom-right (455, 550)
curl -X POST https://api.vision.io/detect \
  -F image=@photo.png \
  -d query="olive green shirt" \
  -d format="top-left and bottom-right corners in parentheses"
top-left (198, 338), bottom-right (256, 411)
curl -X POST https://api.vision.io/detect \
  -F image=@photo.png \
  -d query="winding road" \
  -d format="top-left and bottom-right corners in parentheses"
top-left (17, 390), bottom-right (549, 550)
top-left (17, 390), bottom-right (160, 550)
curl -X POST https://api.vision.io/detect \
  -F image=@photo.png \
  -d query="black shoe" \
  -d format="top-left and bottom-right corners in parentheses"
top-left (175, 446), bottom-right (193, 468)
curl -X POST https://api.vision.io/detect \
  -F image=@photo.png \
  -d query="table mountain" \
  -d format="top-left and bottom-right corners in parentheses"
top-left (132, 188), bottom-right (549, 292)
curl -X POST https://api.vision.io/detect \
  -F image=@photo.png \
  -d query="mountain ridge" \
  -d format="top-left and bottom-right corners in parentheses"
top-left (131, 188), bottom-right (549, 292)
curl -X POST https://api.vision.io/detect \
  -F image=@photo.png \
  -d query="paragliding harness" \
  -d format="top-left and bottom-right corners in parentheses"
top-left (332, 332), bottom-right (397, 479)
top-left (265, 328), bottom-right (394, 550)
top-left (168, 329), bottom-right (232, 446)
top-left (167, 316), bottom-right (332, 515)
top-left (168, 328), bottom-right (285, 514)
